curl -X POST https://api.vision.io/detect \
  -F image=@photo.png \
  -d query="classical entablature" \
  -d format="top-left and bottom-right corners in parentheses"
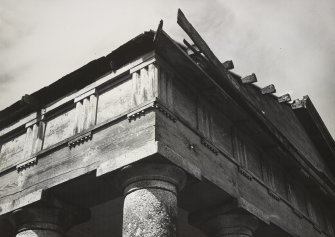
top-left (0, 9), bottom-right (334, 237)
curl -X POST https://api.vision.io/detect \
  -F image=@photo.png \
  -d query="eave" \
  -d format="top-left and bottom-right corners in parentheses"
top-left (292, 95), bottom-right (335, 174)
top-left (153, 17), bottom-right (335, 202)
top-left (0, 30), bottom-right (155, 129)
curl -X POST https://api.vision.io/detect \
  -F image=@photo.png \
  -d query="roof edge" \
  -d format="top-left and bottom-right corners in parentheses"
top-left (0, 30), bottom-right (155, 129)
top-left (292, 95), bottom-right (335, 171)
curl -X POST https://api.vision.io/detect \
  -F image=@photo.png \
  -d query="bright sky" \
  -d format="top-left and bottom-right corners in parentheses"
top-left (0, 0), bottom-right (334, 137)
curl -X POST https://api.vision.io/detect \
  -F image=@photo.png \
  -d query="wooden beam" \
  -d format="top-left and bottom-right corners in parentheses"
top-left (291, 99), bottom-right (305, 110)
top-left (278, 94), bottom-right (291, 103)
top-left (177, 9), bottom-right (240, 89)
top-left (261, 84), bottom-right (276, 94)
top-left (153, 20), bottom-right (163, 43)
top-left (241, 73), bottom-right (257, 84)
top-left (183, 39), bottom-right (201, 56)
top-left (183, 39), bottom-right (209, 69)
top-left (222, 60), bottom-right (234, 70)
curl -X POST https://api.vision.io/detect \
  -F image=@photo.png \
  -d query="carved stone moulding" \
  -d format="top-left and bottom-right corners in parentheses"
top-left (267, 188), bottom-right (280, 201)
top-left (16, 157), bottom-right (37, 172)
top-left (238, 166), bottom-right (253, 181)
top-left (200, 137), bottom-right (219, 155)
top-left (127, 100), bottom-right (176, 122)
top-left (68, 131), bottom-right (93, 148)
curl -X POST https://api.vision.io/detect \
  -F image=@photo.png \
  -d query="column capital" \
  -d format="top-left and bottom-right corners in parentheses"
top-left (117, 162), bottom-right (187, 194)
top-left (190, 204), bottom-right (260, 237)
top-left (118, 162), bottom-right (187, 237)
top-left (10, 195), bottom-right (90, 235)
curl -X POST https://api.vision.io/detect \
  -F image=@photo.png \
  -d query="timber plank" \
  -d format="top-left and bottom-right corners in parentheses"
top-left (177, 9), bottom-right (240, 89)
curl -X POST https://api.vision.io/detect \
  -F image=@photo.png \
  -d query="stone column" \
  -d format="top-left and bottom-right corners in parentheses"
top-left (190, 209), bottom-right (260, 237)
top-left (118, 163), bottom-right (186, 237)
top-left (11, 198), bottom-right (90, 237)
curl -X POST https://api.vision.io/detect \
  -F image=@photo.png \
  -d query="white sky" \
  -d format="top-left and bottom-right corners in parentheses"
top-left (0, 0), bottom-right (334, 137)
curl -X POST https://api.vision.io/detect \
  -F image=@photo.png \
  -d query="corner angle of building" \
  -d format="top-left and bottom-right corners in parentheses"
top-left (0, 9), bottom-right (335, 237)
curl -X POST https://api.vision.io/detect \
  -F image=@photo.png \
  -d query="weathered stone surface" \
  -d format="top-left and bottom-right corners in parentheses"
top-left (118, 163), bottom-right (186, 237)
top-left (12, 206), bottom-right (67, 237)
top-left (10, 196), bottom-right (90, 237)
top-left (123, 184), bottom-right (177, 237)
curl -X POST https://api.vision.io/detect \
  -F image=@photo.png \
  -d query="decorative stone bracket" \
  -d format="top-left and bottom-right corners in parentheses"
top-left (238, 166), bottom-right (253, 180)
top-left (291, 207), bottom-right (303, 219)
top-left (16, 157), bottom-right (37, 172)
top-left (201, 137), bottom-right (218, 155)
top-left (127, 99), bottom-right (177, 122)
top-left (68, 131), bottom-right (93, 148)
top-left (267, 188), bottom-right (280, 201)
top-left (313, 223), bottom-right (322, 234)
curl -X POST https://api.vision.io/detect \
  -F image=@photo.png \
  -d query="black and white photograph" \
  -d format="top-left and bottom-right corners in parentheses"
top-left (0, 1), bottom-right (334, 236)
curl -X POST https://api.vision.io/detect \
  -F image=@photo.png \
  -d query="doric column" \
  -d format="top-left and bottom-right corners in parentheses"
top-left (190, 208), bottom-right (260, 237)
top-left (10, 197), bottom-right (90, 237)
top-left (118, 163), bottom-right (186, 237)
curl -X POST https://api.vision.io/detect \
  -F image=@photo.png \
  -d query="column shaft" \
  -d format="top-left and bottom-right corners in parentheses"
top-left (123, 180), bottom-right (178, 237)
top-left (118, 163), bottom-right (186, 237)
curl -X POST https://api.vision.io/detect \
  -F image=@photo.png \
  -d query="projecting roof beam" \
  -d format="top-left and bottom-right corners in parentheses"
top-left (183, 39), bottom-right (202, 57)
top-left (241, 73), bottom-right (257, 84)
top-left (183, 39), bottom-right (210, 70)
top-left (278, 94), bottom-right (291, 103)
top-left (222, 60), bottom-right (234, 70)
top-left (153, 20), bottom-right (163, 43)
top-left (261, 84), bottom-right (276, 94)
top-left (177, 9), bottom-right (240, 88)
top-left (291, 99), bottom-right (305, 109)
